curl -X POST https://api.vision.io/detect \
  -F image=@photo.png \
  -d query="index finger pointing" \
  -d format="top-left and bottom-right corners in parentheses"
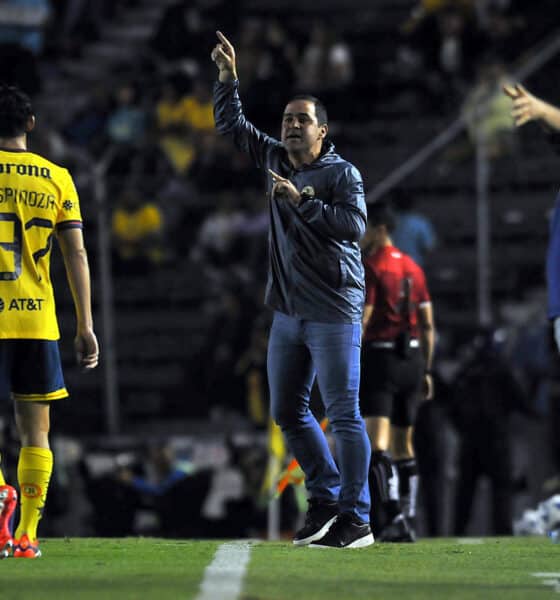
top-left (216, 30), bottom-right (233, 49)
top-left (268, 168), bottom-right (283, 180)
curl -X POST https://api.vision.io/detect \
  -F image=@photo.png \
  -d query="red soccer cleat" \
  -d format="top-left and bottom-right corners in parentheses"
top-left (13, 534), bottom-right (41, 559)
top-left (0, 485), bottom-right (17, 559)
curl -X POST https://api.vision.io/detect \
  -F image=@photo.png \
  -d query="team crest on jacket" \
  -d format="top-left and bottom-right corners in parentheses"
top-left (301, 185), bottom-right (315, 198)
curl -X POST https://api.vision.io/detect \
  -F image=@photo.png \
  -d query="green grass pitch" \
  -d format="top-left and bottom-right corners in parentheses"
top-left (0, 537), bottom-right (558, 599)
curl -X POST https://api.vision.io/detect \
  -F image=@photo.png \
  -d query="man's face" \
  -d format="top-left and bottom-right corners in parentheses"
top-left (281, 99), bottom-right (327, 153)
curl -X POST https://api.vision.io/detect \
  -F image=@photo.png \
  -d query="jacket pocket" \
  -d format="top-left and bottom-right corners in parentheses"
top-left (317, 254), bottom-right (345, 289)
top-left (292, 251), bottom-right (344, 289)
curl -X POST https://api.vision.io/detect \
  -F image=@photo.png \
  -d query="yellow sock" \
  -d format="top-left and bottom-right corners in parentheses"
top-left (15, 447), bottom-right (53, 541)
top-left (0, 453), bottom-right (6, 486)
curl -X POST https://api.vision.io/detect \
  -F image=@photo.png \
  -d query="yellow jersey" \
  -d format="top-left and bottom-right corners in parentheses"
top-left (0, 149), bottom-right (83, 340)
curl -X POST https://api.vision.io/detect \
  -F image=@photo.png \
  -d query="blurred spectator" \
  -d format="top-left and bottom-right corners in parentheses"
top-left (406, 4), bottom-right (482, 105)
top-left (189, 192), bottom-right (245, 271)
top-left (106, 82), bottom-right (146, 146)
top-left (449, 327), bottom-right (535, 535)
top-left (0, 0), bottom-right (51, 55)
top-left (84, 441), bottom-right (212, 538)
top-left (389, 189), bottom-right (437, 267)
top-left (413, 371), bottom-right (454, 536)
top-left (111, 187), bottom-right (166, 273)
top-left (298, 22), bottom-right (354, 95)
top-left (155, 79), bottom-right (197, 175)
top-left (462, 60), bottom-right (516, 160)
top-left (183, 78), bottom-right (215, 133)
top-left (62, 86), bottom-right (111, 153)
top-left (117, 443), bottom-right (192, 497)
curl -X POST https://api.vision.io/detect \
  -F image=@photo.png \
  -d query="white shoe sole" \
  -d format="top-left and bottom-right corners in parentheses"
top-left (310, 532), bottom-right (375, 549)
top-left (293, 515), bottom-right (338, 546)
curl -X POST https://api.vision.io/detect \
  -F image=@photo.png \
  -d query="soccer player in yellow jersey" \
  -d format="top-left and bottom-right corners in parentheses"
top-left (0, 84), bottom-right (99, 559)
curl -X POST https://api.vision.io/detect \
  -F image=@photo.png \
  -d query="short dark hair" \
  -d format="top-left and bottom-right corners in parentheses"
top-left (0, 84), bottom-right (33, 137)
top-left (367, 201), bottom-right (396, 232)
top-left (287, 94), bottom-right (328, 126)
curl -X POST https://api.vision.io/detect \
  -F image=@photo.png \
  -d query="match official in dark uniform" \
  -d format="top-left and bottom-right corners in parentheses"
top-left (360, 201), bottom-right (435, 541)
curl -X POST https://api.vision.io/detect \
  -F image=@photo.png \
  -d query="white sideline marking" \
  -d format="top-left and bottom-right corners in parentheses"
top-left (456, 538), bottom-right (484, 544)
top-left (195, 541), bottom-right (252, 600)
top-left (531, 573), bottom-right (560, 594)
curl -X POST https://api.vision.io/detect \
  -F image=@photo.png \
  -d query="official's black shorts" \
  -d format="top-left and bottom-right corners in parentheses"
top-left (359, 344), bottom-right (423, 427)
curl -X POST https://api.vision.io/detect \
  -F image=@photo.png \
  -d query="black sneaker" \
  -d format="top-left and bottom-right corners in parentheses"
top-left (378, 514), bottom-right (416, 543)
top-left (293, 498), bottom-right (339, 546)
top-left (309, 512), bottom-right (374, 549)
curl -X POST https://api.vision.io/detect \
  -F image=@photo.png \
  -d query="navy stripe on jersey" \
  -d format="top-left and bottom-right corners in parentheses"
top-left (33, 234), bottom-right (53, 264)
top-left (25, 217), bottom-right (53, 230)
top-left (56, 220), bottom-right (83, 231)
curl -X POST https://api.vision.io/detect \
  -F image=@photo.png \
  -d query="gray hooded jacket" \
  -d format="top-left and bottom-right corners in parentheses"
top-left (214, 80), bottom-right (366, 323)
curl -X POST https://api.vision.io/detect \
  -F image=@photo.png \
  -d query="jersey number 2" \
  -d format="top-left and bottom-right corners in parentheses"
top-left (0, 213), bottom-right (53, 281)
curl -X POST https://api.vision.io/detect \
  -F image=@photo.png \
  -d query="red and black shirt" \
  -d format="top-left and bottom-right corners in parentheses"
top-left (363, 245), bottom-right (431, 342)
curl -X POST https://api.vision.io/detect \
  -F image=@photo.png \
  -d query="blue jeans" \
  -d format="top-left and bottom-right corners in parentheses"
top-left (267, 311), bottom-right (371, 522)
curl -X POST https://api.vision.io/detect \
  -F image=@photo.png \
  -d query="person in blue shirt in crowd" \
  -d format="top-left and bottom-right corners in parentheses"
top-left (211, 30), bottom-right (373, 549)
top-left (0, 0), bottom-right (51, 56)
top-left (390, 187), bottom-right (437, 268)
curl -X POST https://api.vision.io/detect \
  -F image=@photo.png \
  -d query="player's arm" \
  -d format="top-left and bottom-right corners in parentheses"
top-left (212, 30), bottom-right (281, 168)
top-left (418, 302), bottom-right (435, 400)
top-left (503, 84), bottom-right (560, 131)
top-left (57, 228), bottom-right (99, 370)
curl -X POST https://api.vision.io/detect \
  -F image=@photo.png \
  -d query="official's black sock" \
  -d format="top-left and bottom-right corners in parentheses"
top-left (396, 457), bottom-right (419, 526)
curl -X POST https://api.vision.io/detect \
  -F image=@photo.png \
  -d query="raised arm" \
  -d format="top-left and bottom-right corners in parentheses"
top-left (211, 30), bottom-right (281, 168)
top-left (503, 83), bottom-right (560, 131)
top-left (57, 228), bottom-right (99, 370)
top-left (211, 30), bottom-right (238, 83)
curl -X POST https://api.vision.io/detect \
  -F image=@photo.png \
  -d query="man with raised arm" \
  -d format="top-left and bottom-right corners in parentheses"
top-left (504, 83), bottom-right (560, 353)
top-left (211, 31), bottom-right (373, 548)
